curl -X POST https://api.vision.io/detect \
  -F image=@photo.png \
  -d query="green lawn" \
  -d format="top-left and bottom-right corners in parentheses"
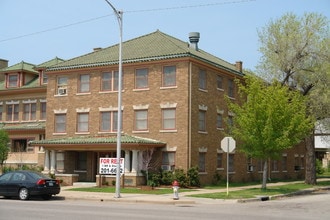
top-left (189, 181), bottom-right (330, 199)
top-left (67, 180), bottom-right (330, 199)
top-left (68, 186), bottom-right (194, 195)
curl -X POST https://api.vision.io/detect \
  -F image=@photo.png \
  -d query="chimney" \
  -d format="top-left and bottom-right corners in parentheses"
top-left (0, 59), bottom-right (8, 69)
top-left (0, 59), bottom-right (8, 81)
top-left (93, 47), bottom-right (102, 52)
top-left (235, 61), bottom-right (243, 72)
top-left (189, 32), bottom-right (200, 51)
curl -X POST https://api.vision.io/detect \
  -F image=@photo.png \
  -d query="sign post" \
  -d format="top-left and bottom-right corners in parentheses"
top-left (221, 137), bottom-right (236, 196)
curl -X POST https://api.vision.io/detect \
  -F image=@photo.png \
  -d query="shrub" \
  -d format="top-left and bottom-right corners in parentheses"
top-left (173, 169), bottom-right (188, 188)
top-left (316, 159), bottom-right (325, 175)
top-left (149, 172), bottom-right (161, 187)
top-left (212, 171), bottom-right (222, 185)
top-left (187, 166), bottom-right (200, 187)
top-left (161, 171), bottom-right (174, 185)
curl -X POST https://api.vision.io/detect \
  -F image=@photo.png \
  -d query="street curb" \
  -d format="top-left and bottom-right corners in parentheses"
top-left (61, 195), bottom-right (196, 205)
top-left (237, 186), bottom-right (330, 203)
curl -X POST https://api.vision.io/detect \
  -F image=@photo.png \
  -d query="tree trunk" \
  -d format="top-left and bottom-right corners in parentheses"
top-left (262, 160), bottom-right (268, 189)
top-left (305, 135), bottom-right (317, 185)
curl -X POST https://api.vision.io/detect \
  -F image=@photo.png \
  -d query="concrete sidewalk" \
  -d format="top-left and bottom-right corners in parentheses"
top-left (58, 179), bottom-right (330, 205)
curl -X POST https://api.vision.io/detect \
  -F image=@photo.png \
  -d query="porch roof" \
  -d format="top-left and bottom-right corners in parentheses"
top-left (29, 134), bottom-right (166, 150)
top-left (0, 122), bottom-right (45, 131)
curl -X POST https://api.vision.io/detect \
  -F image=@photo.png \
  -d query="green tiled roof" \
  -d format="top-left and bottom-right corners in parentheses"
top-left (0, 61), bottom-right (38, 74)
top-left (47, 30), bottom-right (242, 75)
top-left (30, 134), bottom-right (166, 146)
top-left (0, 122), bottom-right (45, 131)
top-left (36, 57), bottom-right (65, 68)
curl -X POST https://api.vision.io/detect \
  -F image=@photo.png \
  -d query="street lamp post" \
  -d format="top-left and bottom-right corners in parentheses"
top-left (104, 0), bottom-right (123, 198)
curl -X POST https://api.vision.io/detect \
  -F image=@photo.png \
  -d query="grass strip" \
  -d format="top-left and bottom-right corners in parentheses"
top-left (189, 181), bottom-right (330, 199)
top-left (68, 187), bottom-right (194, 195)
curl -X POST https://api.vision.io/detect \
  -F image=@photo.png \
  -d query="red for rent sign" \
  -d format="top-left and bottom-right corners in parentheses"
top-left (99, 158), bottom-right (124, 175)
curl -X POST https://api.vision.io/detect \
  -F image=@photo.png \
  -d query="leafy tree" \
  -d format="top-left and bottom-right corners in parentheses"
top-left (228, 76), bottom-right (314, 189)
top-left (0, 129), bottom-right (10, 173)
top-left (257, 12), bottom-right (330, 185)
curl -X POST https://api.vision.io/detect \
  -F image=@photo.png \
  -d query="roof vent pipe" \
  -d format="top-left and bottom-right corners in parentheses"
top-left (189, 32), bottom-right (200, 51)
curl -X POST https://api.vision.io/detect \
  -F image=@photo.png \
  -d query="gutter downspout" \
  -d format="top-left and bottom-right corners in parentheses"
top-left (188, 61), bottom-right (192, 168)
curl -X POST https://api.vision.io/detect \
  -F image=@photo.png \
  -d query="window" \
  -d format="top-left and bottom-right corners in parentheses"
top-left (101, 71), bottom-right (119, 91)
top-left (162, 109), bottom-right (176, 130)
top-left (57, 76), bottom-right (68, 95)
top-left (198, 152), bottom-right (206, 172)
top-left (23, 103), bottom-right (36, 121)
top-left (77, 113), bottom-right (89, 132)
top-left (40, 102), bottom-right (46, 120)
top-left (162, 152), bottom-right (175, 170)
top-left (8, 74), bottom-right (18, 88)
top-left (78, 74), bottom-right (90, 93)
top-left (42, 71), bottom-right (48, 84)
top-left (294, 155), bottom-right (300, 171)
top-left (162, 66), bottom-right (176, 87)
top-left (217, 75), bottom-right (223, 90)
top-left (228, 154), bottom-right (234, 172)
top-left (282, 155), bottom-right (287, 171)
top-left (271, 160), bottom-right (279, 172)
top-left (217, 153), bottom-right (223, 169)
top-left (216, 113), bottom-right (223, 129)
top-left (135, 68), bottom-right (148, 89)
top-left (198, 110), bottom-right (206, 132)
top-left (228, 79), bottom-right (234, 97)
top-left (6, 104), bottom-right (19, 121)
top-left (100, 111), bottom-right (122, 132)
top-left (134, 110), bottom-right (148, 131)
top-left (55, 114), bottom-right (66, 133)
top-left (11, 139), bottom-right (34, 152)
top-left (258, 160), bottom-right (264, 172)
top-left (56, 152), bottom-right (65, 171)
top-left (199, 69), bottom-right (207, 90)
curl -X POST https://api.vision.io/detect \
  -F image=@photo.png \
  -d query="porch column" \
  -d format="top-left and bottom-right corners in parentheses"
top-left (124, 150), bottom-right (131, 173)
top-left (131, 150), bottom-right (138, 173)
top-left (43, 149), bottom-right (50, 172)
top-left (50, 150), bottom-right (56, 174)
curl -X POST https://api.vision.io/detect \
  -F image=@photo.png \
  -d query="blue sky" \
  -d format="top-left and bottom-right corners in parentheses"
top-left (1, 0), bottom-right (329, 71)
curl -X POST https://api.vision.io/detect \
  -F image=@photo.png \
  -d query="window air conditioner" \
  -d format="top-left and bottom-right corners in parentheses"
top-left (161, 165), bottom-right (172, 171)
top-left (58, 88), bottom-right (67, 95)
top-left (247, 165), bottom-right (254, 172)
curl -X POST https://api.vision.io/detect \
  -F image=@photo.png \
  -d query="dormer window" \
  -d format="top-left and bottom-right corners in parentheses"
top-left (7, 74), bottom-right (18, 88)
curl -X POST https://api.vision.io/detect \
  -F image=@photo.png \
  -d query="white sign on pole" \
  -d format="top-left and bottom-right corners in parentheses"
top-left (99, 158), bottom-right (124, 175)
top-left (220, 137), bottom-right (236, 196)
top-left (221, 137), bottom-right (236, 153)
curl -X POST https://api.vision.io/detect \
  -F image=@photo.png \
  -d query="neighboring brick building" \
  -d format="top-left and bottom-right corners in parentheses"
top-left (1, 31), bottom-right (306, 185)
top-left (0, 57), bottom-right (65, 172)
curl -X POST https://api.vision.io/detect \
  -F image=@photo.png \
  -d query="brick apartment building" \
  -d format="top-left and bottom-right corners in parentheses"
top-left (0, 31), bottom-right (306, 186)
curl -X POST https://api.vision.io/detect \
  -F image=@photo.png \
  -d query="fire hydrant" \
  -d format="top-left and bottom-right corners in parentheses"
top-left (172, 180), bottom-right (179, 200)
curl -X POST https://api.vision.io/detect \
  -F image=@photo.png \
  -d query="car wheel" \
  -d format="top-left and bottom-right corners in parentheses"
top-left (42, 194), bottom-right (52, 200)
top-left (18, 188), bottom-right (29, 200)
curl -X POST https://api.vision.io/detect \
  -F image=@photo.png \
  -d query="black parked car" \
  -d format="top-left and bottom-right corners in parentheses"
top-left (0, 170), bottom-right (60, 200)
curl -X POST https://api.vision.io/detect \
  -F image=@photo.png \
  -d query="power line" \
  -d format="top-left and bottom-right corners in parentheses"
top-left (0, 0), bottom-right (255, 43)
